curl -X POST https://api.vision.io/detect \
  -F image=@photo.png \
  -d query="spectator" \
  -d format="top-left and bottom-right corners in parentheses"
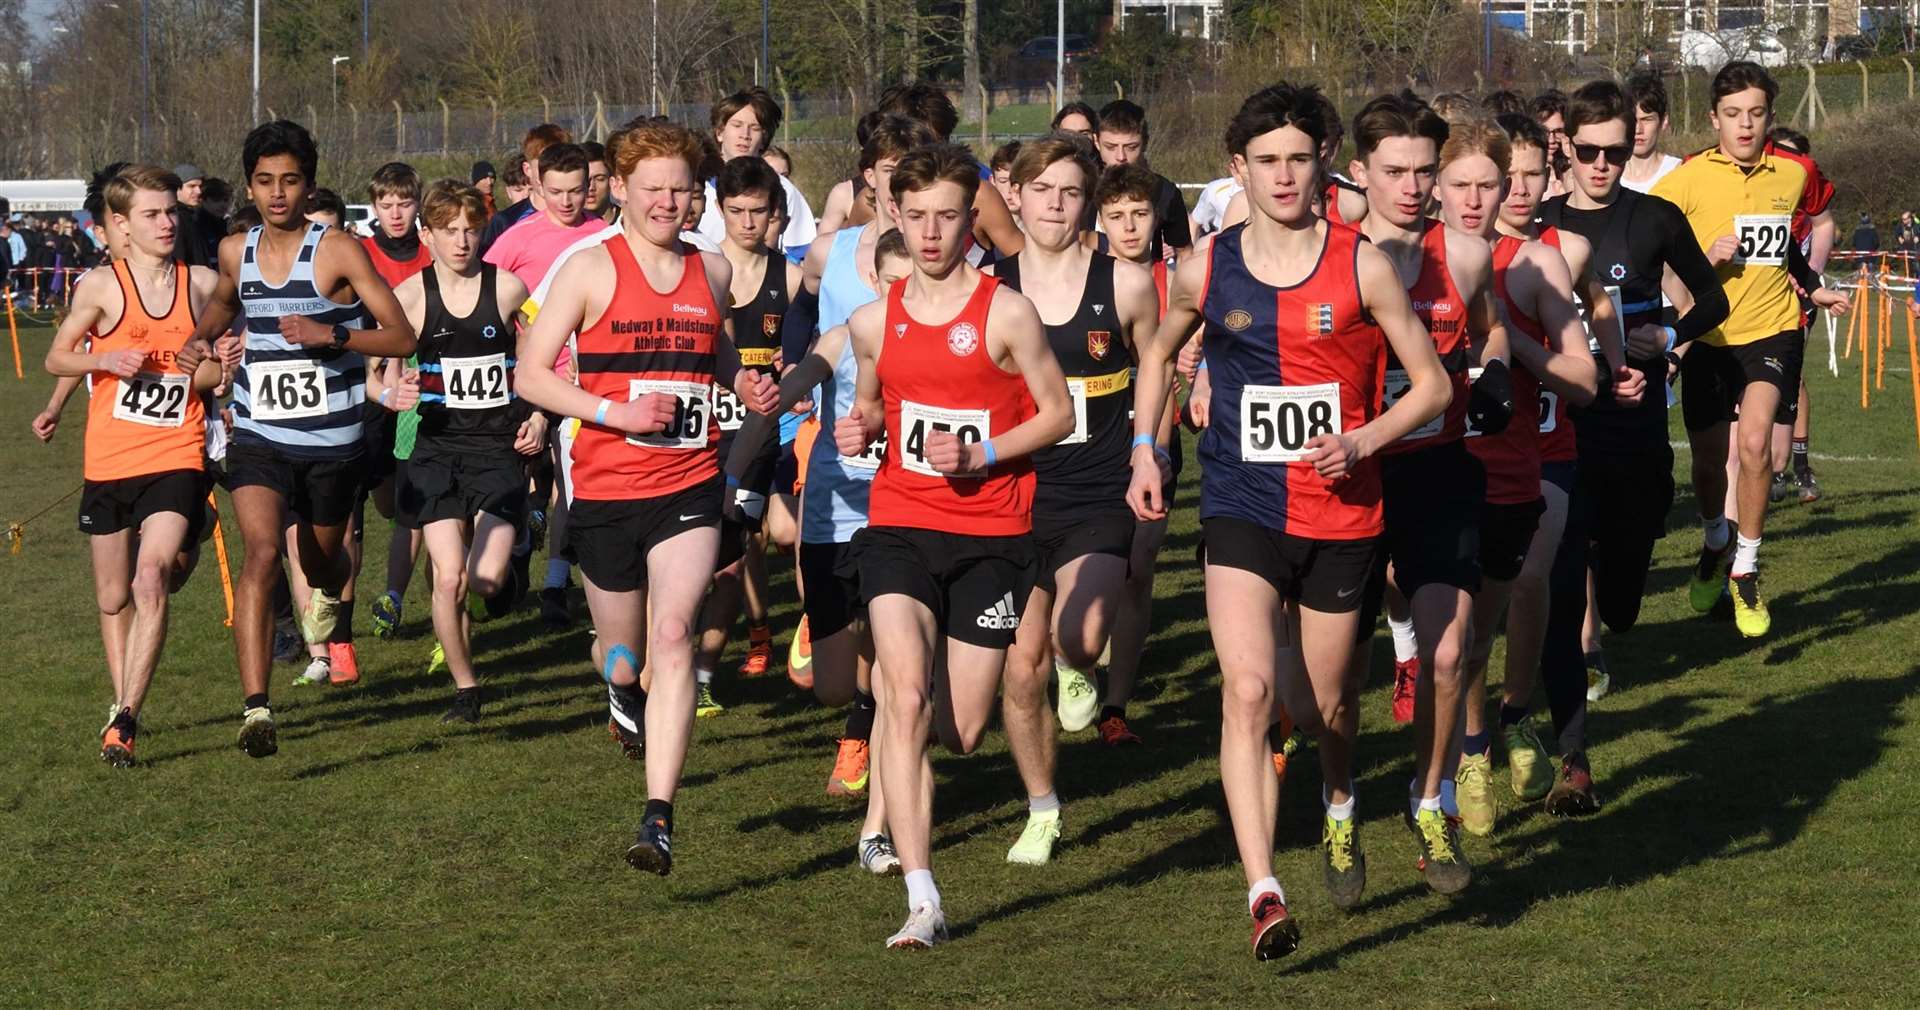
top-left (0, 199), bottom-right (18, 291)
top-left (1852, 212), bottom-right (1880, 253)
top-left (172, 162), bottom-right (220, 267)
top-left (471, 160), bottom-right (496, 217)
top-left (1891, 209), bottom-right (1919, 254)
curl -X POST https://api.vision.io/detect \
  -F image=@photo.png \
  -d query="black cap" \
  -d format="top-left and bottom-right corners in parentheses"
top-left (471, 160), bottom-right (495, 183)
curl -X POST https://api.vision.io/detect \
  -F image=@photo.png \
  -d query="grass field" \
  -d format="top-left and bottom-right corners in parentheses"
top-left (3, 309), bottom-right (1919, 1009)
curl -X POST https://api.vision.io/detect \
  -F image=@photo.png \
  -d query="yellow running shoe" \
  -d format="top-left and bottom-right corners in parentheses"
top-left (1455, 752), bottom-right (1496, 837)
top-left (1729, 572), bottom-right (1771, 638)
top-left (695, 683), bottom-right (725, 718)
top-left (1688, 540), bottom-right (1734, 613)
top-left (1503, 720), bottom-right (1554, 801)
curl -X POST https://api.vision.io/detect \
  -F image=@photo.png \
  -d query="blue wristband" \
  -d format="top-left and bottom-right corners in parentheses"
top-left (981, 439), bottom-right (998, 468)
top-left (1196, 359), bottom-right (1209, 371)
top-left (1131, 433), bottom-right (1156, 450)
top-left (594, 398), bottom-right (612, 425)
top-left (1663, 326), bottom-right (1678, 352)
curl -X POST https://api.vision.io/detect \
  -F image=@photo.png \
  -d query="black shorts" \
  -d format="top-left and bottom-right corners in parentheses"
top-left (841, 526), bottom-right (1039, 650)
top-left (1380, 439), bottom-right (1485, 597)
top-left (565, 478), bottom-right (723, 593)
top-left (1480, 498), bottom-right (1546, 582)
top-left (397, 450), bottom-right (528, 530)
top-left (225, 441), bottom-right (366, 527)
top-left (1032, 504), bottom-right (1134, 595)
top-left (1199, 516), bottom-right (1378, 613)
top-left (361, 405), bottom-right (398, 487)
top-left (720, 431), bottom-right (781, 533)
top-left (1541, 460), bottom-right (1576, 496)
top-left (1681, 330), bottom-right (1803, 432)
top-left (800, 539), bottom-right (861, 640)
top-left (773, 438), bottom-right (801, 497)
top-left (1577, 451), bottom-right (1674, 546)
top-left (78, 469), bottom-right (208, 543)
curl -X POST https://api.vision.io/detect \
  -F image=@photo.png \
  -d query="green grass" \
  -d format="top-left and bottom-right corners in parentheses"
top-left (3, 312), bottom-right (1919, 1009)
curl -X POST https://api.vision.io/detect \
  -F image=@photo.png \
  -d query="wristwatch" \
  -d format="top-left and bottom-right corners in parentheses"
top-left (330, 324), bottom-right (351, 348)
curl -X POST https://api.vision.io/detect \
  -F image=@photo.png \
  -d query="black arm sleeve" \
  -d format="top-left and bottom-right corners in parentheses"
top-left (782, 286), bottom-right (819, 367)
top-left (723, 352), bottom-right (834, 485)
top-left (1785, 237), bottom-right (1824, 296)
top-left (1656, 202), bottom-right (1730, 346)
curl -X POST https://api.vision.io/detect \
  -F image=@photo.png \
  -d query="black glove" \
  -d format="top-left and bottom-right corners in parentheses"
top-left (1468, 359), bottom-right (1513, 437)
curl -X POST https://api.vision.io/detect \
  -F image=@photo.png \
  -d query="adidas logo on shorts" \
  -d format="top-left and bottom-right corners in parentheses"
top-left (976, 591), bottom-right (1019, 631)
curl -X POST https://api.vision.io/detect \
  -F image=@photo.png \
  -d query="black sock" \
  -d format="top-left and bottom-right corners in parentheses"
top-left (113, 708), bottom-right (138, 736)
top-left (1791, 439), bottom-right (1810, 475)
top-left (1583, 650), bottom-right (1607, 673)
top-left (244, 692), bottom-right (269, 711)
top-left (328, 597), bottom-right (356, 644)
top-left (1499, 703), bottom-right (1530, 728)
top-left (844, 690), bottom-right (877, 740)
top-left (1266, 721), bottom-right (1290, 752)
top-left (1099, 704), bottom-right (1125, 724)
top-left (643, 798), bottom-right (673, 829)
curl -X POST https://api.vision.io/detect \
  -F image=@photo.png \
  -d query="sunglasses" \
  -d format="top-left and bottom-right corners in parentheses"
top-left (1572, 143), bottom-right (1631, 166)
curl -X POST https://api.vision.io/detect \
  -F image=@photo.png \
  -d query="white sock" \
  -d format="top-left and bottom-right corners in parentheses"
top-left (1702, 514), bottom-right (1731, 551)
top-left (1388, 615), bottom-right (1418, 663)
top-left (695, 666), bottom-right (713, 686)
top-left (905, 868), bottom-right (940, 911)
top-left (1322, 783), bottom-right (1355, 821)
top-left (1027, 791), bottom-right (1060, 815)
top-left (1731, 534), bottom-right (1762, 577)
top-left (1419, 794), bottom-right (1443, 813)
top-left (544, 558), bottom-right (569, 590)
top-left (1248, 877), bottom-right (1284, 912)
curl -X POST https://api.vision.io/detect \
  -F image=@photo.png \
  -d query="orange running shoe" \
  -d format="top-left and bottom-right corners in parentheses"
top-left (1390, 657), bottom-right (1420, 724)
top-left (739, 623), bottom-right (774, 678)
top-left (101, 712), bottom-right (136, 767)
top-left (787, 615), bottom-right (814, 691)
top-left (1270, 708), bottom-right (1297, 793)
top-left (328, 641), bottom-right (361, 685)
top-left (826, 737), bottom-right (870, 797)
top-left (1098, 713), bottom-right (1142, 746)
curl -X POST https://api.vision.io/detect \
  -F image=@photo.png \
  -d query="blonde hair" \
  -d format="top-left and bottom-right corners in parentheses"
top-left (104, 165), bottom-right (181, 217)
top-left (1438, 118), bottom-right (1512, 176)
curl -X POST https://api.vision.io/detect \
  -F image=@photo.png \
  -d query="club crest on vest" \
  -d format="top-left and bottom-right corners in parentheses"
top-left (947, 322), bottom-right (979, 356)
top-left (1087, 330), bottom-right (1112, 361)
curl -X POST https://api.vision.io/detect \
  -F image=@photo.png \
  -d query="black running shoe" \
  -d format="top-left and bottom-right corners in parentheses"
top-left (483, 566), bottom-right (519, 621)
top-left (540, 586), bottom-right (571, 629)
top-left (1769, 470), bottom-right (1792, 504)
top-left (608, 683), bottom-right (645, 759)
top-left (527, 509), bottom-right (548, 552)
top-left (441, 688), bottom-right (482, 724)
top-left (625, 815), bottom-right (673, 875)
top-left (1545, 751), bottom-right (1601, 817)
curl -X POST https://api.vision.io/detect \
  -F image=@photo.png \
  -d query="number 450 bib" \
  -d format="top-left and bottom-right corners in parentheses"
top-left (899, 401), bottom-right (989, 477)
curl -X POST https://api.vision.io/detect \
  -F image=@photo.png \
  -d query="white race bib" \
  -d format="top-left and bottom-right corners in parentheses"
top-left (1239, 382), bottom-right (1341, 463)
top-left (441, 353), bottom-right (509, 410)
top-left (626, 379), bottom-right (710, 449)
top-left (840, 427), bottom-right (888, 471)
top-left (1734, 213), bottom-right (1791, 267)
top-left (1061, 378), bottom-right (1090, 446)
top-left (249, 359), bottom-right (328, 422)
top-left (112, 371), bottom-right (190, 428)
top-left (1538, 389), bottom-right (1559, 434)
top-left (899, 401), bottom-right (989, 478)
top-left (711, 385), bottom-right (749, 433)
top-left (1383, 368), bottom-right (1442, 442)
top-left (1463, 368), bottom-right (1490, 438)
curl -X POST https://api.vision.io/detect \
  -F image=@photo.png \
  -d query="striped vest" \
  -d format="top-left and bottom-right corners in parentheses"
top-left (231, 222), bottom-right (367, 458)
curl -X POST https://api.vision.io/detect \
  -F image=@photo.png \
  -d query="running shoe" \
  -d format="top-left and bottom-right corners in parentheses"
top-left (1544, 751), bottom-right (1600, 817)
top-left (886, 902), bottom-right (948, 951)
top-left (272, 619), bottom-right (304, 664)
top-left (1250, 891), bottom-right (1300, 961)
top-left (1769, 470), bottom-right (1792, 504)
top-left (539, 586), bottom-right (570, 629)
top-left (1729, 572), bottom-right (1771, 638)
top-left (1006, 808), bottom-right (1061, 865)
top-left (426, 642), bottom-right (447, 677)
top-left (441, 688), bottom-right (481, 724)
top-left (1585, 653), bottom-right (1611, 702)
top-left (1503, 719), bottom-right (1554, 801)
top-left (624, 814), bottom-right (673, 876)
top-left (1796, 469), bottom-right (1822, 503)
top-left (100, 702), bottom-right (122, 739)
top-left (237, 706), bottom-right (277, 758)
top-left (1688, 539), bottom-right (1735, 613)
top-left (1055, 660), bottom-right (1099, 733)
top-left (292, 656), bottom-right (332, 687)
top-left (1097, 713), bottom-right (1142, 746)
top-left (738, 623), bottom-right (773, 678)
top-left (827, 737), bottom-right (870, 797)
top-left (1455, 752), bottom-right (1496, 837)
top-left (1390, 657), bottom-right (1419, 724)
top-left (1272, 726), bottom-right (1301, 793)
top-left (327, 642), bottom-right (360, 686)
top-left (370, 590), bottom-right (402, 639)
top-left (527, 509), bottom-right (547, 551)
top-left (859, 833), bottom-right (902, 876)
top-left (695, 683), bottom-right (725, 718)
top-left (1407, 807), bottom-right (1472, 895)
top-left (300, 588), bottom-right (341, 644)
top-left (483, 566), bottom-right (519, 621)
top-left (101, 710), bottom-right (137, 767)
top-left (1321, 814), bottom-right (1366, 910)
top-left (608, 683), bottom-right (646, 759)
top-left (786, 615), bottom-right (814, 690)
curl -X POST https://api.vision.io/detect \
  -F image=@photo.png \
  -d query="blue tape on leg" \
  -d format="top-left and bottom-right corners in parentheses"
top-left (603, 644), bottom-right (638, 684)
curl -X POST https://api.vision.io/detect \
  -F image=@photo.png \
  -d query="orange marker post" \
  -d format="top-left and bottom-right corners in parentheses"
top-left (207, 493), bottom-right (235, 627)
top-left (7, 289), bottom-right (20, 379)
top-left (1908, 304), bottom-right (1920, 461)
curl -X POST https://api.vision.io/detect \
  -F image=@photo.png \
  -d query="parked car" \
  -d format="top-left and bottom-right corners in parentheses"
top-left (1679, 26), bottom-right (1791, 69)
top-left (1017, 34), bottom-right (1096, 62)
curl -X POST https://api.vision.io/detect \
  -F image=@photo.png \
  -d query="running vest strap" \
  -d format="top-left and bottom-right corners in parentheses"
top-left (415, 263), bottom-right (521, 454)
top-left (868, 274), bottom-right (1036, 536)
top-left (1380, 219), bottom-right (1470, 456)
top-left (802, 225), bottom-right (883, 545)
top-left (1525, 228), bottom-right (1577, 464)
top-left (84, 260), bottom-right (206, 481)
top-left (232, 222), bottom-right (367, 459)
top-left (719, 249), bottom-right (787, 434)
top-left (1471, 234), bottom-right (1545, 504)
top-left (1325, 176), bottom-right (1364, 226)
top-left (571, 238), bottom-right (723, 501)
top-left (1196, 222), bottom-right (1384, 540)
top-left (362, 232), bottom-right (431, 289)
top-left (995, 251), bottom-right (1133, 511)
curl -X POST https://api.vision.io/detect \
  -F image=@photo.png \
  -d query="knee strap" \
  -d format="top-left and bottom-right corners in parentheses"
top-left (603, 643), bottom-right (638, 684)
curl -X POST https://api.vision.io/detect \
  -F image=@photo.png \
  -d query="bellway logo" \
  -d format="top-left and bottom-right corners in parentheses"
top-left (977, 592), bottom-right (1019, 630)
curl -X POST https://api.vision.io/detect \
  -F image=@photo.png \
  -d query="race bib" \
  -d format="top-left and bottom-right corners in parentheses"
top-left (840, 427), bottom-right (888, 471)
top-left (1463, 368), bottom-right (1489, 438)
top-left (712, 384), bottom-right (748, 433)
top-left (1061, 378), bottom-right (1090, 446)
top-left (1538, 389), bottom-right (1559, 434)
top-left (112, 371), bottom-right (190, 428)
top-left (899, 401), bottom-right (989, 477)
top-left (249, 359), bottom-right (328, 422)
top-left (1239, 382), bottom-right (1340, 463)
top-left (441, 353), bottom-right (509, 410)
top-left (626, 379), bottom-right (710, 450)
top-left (1383, 368), bottom-right (1442, 442)
top-left (1734, 214), bottom-right (1791, 267)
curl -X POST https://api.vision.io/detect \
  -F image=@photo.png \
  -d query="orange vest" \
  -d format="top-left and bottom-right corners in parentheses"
top-left (84, 261), bottom-right (206, 481)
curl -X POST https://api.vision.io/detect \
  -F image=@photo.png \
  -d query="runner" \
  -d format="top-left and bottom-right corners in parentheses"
top-left (1052, 101), bottom-right (1098, 138)
top-left (478, 124), bottom-right (573, 256)
top-left (514, 118), bottom-right (777, 874)
top-left (484, 142), bottom-right (608, 290)
top-left (875, 82), bottom-right (1025, 257)
top-left (1653, 61), bottom-right (1848, 640)
top-left (1762, 126), bottom-right (1837, 505)
top-left (378, 180), bottom-right (540, 721)
top-left (988, 140), bottom-right (1022, 210)
top-left (695, 86), bottom-right (817, 255)
top-left (582, 141), bottom-right (614, 222)
top-left (1532, 89), bottom-right (1573, 197)
top-left (994, 136), bottom-right (1159, 865)
top-left (44, 165), bottom-right (222, 765)
top-left (1128, 82), bottom-right (1448, 957)
top-left (188, 120), bottom-right (418, 757)
top-left (1088, 100), bottom-right (1190, 260)
top-left (834, 142), bottom-right (1074, 949)
top-left (1533, 79), bottom-right (1729, 811)
top-left (1620, 73), bottom-right (1682, 193)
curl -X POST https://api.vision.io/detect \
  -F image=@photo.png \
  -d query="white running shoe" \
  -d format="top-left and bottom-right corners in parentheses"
top-left (859, 834), bottom-right (902, 875)
top-left (237, 706), bottom-right (278, 758)
top-left (1006, 809), bottom-right (1062, 865)
top-left (292, 657), bottom-right (332, 687)
top-left (1055, 659), bottom-right (1099, 733)
top-left (885, 902), bottom-right (948, 950)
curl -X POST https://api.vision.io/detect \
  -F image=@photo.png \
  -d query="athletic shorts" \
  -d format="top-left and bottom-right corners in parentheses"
top-left (1541, 460), bottom-right (1576, 496)
top-left (397, 450), bottom-right (528, 530)
top-left (225, 441), bottom-right (366, 527)
top-left (565, 477), bottom-right (724, 593)
top-left (1480, 498), bottom-right (1546, 582)
top-left (1380, 439), bottom-right (1485, 597)
top-left (840, 525), bottom-right (1039, 650)
top-left (1032, 505), bottom-right (1134, 595)
top-left (78, 468), bottom-right (208, 543)
top-left (1680, 330), bottom-right (1803, 432)
top-left (1198, 516), bottom-right (1377, 613)
top-left (1577, 451), bottom-right (1674, 546)
top-left (361, 405), bottom-right (398, 488)
top-left (719, 431), bottom-right (781, 533)
top-left (799, 539), bottom-right (861, 640)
